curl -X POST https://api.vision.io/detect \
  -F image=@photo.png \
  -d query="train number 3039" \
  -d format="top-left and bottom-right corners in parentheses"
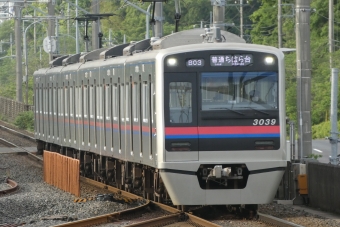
top-left (253, 119), bottom-right (276, 126)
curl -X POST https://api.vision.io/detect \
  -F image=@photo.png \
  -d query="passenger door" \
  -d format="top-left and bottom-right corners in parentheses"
top-left (164, 73), bottom-right (198, 161)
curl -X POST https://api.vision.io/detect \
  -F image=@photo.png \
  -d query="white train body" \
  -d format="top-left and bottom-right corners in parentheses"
top-left (34, 29), bottom-right (288, 206)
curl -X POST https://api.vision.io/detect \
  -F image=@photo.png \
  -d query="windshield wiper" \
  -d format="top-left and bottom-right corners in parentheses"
top-left (243, 107), bottom-right (270, 115)
top-left (210, 107), bottom-right (245, 115)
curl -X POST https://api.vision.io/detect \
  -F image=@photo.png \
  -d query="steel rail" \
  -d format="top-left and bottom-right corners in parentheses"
top-left (258, 212), bottom-right (304, 227)
top-left (0, 178), bottom-right (18, 195)
top-left (24, 146), bottom-right (300, 227)
top-left (0, 138), bottom-right (16, 147)
top-left (126, 212), bottom-right (222, 227)
top-left (0, 124), bottom-right (36, 142)
top-left (53, 201), bottom-right (151, 227)
top-left (63, 177), bottom-right (220, 227)
top-left (0, 137), bottom-right (43, 163)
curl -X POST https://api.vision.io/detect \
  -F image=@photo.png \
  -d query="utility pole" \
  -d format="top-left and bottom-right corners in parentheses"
top-left (296, 0), bottom-right (312, 159)
top-left (329, 0), bottom-right (334, 68)
top-left (91, 0), bottom-right (99, 50)
top-left (48, 0), bottom-right (55, 61)
top-left (278, 0), bottom-right (282, 48)
top-left (14, 3), bottom-right (23, 103)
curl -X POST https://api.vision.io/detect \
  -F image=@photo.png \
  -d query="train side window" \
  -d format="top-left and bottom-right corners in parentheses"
top-left (169, 82), bottom-right (192, 123)
top-left (70, 87), bottom-right (73, 117)
top-left (112, 84), bottom-right (118, 121)
top-left (84, 85), bottom-right (88, 118)
top-left (105, 84), bottom-right (110, 120)
top-left (133, 82), bottom-right (138, 122)
top-left (142, 82), bottom-right (149, 123)
top-left (90, 85), bottom-right (94, 119)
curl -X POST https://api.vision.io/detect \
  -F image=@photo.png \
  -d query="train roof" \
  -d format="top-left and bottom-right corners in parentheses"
top-left (151, 28), bottom-right (245, 50)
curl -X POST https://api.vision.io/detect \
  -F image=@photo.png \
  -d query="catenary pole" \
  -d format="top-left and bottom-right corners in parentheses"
top-left (240, 0), bottom-right (243, 39)
top-left (76, 0), bottom-right (79, 54)
top-left (330, 68), bottom-right (338, 165)
top-left (48, 0), bottom-right (55, 61)
top-left (154, 2), bottom-right (163, 38)
top-left (212, 0), bottom-right (225, 31)
top-left (92, 0), bottom-right (99, 50)
top-left (296, 0), bottom-right (312, 159)
top-left (278, 0), bottom-right (282, 48)
top-left (329, 0), bottom-right (334, 68)
top-left (14, 3), bottom-right (23, 102)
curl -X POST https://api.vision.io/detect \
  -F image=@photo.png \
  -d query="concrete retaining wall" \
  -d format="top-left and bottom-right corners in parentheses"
top-left (0, 96), bottom-right (33, 122)
top-left (308, 162), bottom-right (340, 214)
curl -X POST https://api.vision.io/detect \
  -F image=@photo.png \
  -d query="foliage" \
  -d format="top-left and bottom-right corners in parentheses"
top-left (311, 120), bottom-right (340, 139)
top-left (308, 153), bottom-right (322, 160)
top-left (14, 111), bottom-right (34, 132)
top-left (0, 0), bottom-right (339, 129)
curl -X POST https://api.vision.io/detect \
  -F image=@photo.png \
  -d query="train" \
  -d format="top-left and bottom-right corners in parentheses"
top-left (34, 27), bottom-right (288, 212)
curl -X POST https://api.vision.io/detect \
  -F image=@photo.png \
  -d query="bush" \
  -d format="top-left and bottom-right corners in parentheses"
top-left (312, 121), bottom-right (340, 139)
top-left (14, 111), bottom-right (34, 131)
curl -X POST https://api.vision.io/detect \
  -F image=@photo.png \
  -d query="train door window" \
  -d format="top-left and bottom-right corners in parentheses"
top-left (75, 87), bottom-right (79, 117)
top-left (84, 85), bottom-right (88, 118)
top-left (49, 85), bottom-right (52, 115)
top-left (78, 86), bottom-right (81, 120)
top-left (35, 86), bottom-right (39, 114)
top-left (120, 84), bottom-right (125, 122)
top-left (105, 84), bottom-right (110, 120)
top-left (125, 83), bottom-right (130, 122)
top-left (142, 82), bottom-right (149, 123)
top-left (169, 82), bottom-right (192, 123)
top-left (65, 84), bottom-right (68, 117)
top-left (46, 84), bottom-right (52, 137)
top-left (151, 79), bottom-right (154, 124)
top-left (59, 87), bottom-right (63, 116)
top-left (150, 77), bottom-right (154, 157)
top-left (132, 82), bottom-right (138, 122)
top-left (112, 84), bottom-right (118, 121)
top-left (70, 86), bottom-right (73, 117)
top-left (53, 87), bottom-right (57, 116)
top-left (39, 85), bottom-right (42, 114)
top-left (90, 85), bottom-right (94, 119)
top-left (97, 85), bottom-right (103, 120)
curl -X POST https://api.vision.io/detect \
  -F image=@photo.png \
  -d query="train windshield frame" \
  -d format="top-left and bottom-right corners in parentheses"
top-left (200, 71), bottom-right (278, 111)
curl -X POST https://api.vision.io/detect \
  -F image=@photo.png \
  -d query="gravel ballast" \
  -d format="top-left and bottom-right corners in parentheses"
top-left (0, 153), bottom-right (137, 227)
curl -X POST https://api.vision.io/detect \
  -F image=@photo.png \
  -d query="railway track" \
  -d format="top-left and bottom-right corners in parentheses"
top-left (0, 123), bottom-right (305, 227)
top-left (0, 124), bottom-right (36, 142)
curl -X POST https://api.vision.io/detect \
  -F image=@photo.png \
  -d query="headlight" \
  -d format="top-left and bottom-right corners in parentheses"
top-left (264, 56), bottom-right (275, 65)
top-left (167, 58), bottom-right (178, 67)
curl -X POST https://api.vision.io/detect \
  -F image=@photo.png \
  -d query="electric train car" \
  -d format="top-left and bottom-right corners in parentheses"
top-left (34, 28), bottom-right (288, 209)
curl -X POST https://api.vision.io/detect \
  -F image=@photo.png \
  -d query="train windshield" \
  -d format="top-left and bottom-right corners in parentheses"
top-left (201, 72), bottom-right (278, 110)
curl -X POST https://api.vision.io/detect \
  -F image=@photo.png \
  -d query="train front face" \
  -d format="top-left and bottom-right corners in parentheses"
top-left (156, 43), bottom-right (287, 206)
